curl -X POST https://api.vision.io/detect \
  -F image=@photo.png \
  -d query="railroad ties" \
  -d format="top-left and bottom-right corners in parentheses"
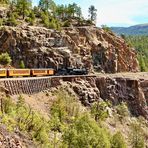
top-left (0, 75), bottom-right (96, 95)
top-left (3, 78), bottom-right (51, 95)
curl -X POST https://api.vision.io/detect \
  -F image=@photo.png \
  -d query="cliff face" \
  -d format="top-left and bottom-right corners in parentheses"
top-left (58, 74), bottom-right (148, 119)
top-left (0, 26), bottom-right (139, 73)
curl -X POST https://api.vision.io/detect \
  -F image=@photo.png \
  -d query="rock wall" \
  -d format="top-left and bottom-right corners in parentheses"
top-left (0, 26), bottom-right (139, 73)
top-left (64, 76), bottom-right (148, 119)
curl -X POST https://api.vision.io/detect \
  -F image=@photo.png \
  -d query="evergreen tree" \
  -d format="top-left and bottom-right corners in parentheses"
top-left (38, 0), bottom-right (56, 12)
top-left (16, 0), bottom-right (32, 19)
top-left (56, 4), bottom-right (65, 19)
top-left (88, 5), bottom-right (97, 23)
top-left (76, 6), bottom-right (82, 18)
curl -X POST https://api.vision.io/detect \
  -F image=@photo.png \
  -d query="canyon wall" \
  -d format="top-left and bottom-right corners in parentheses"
top-left (0, 26), bottom-right (139, 73)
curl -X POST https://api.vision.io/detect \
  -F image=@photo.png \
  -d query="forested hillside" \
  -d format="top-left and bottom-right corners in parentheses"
top-left (126, 36), bottom-right (148, 71)
top-left (0, 0), bottom-right (97, 29)
top-left (111, 24), bottom-right (148, 35)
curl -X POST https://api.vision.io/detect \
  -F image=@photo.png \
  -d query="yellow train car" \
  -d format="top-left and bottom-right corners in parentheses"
top-left (8, 69), bottom-right (30, 77)
top-left (31, 69), bottom-right (48, 76)
top-left (48, 69), bottom-right (54, 75)
top-left (0, 69), bottom-right (7, 77)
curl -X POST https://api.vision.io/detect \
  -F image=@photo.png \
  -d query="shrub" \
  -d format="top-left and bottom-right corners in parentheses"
top-left (129, 122), bottom-right (145, 148)
top-left (26, 11), bottom-right (35, 25)
top-left (116, 102), bottom-right (129, 118)
top-left (91, 101), bottom-right (109, 122)
top-left (0, 52), bottom-right (12, 65)
top-left (40, 11), bottom-right (49, 28)
top-left (111, 131), bottom-right (127, 148)
top-left (50, 89), bottom-right (81, 123)
top-left (1, 96), bottom-right (14, 114)
top-left (19, 60), bottom-right (25, 68)
top-left (7, 13), bottom-right (18, 26)
top-left (62, 114), bottom-right (111, 148)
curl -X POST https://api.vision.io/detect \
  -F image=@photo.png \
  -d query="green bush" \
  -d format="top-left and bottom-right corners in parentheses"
top-left (19, 60), bottom-right (25, 68)
top-left (0, 95), bottom-right (51, 147)
top-left (129, 122), bottom-right (145, 148)
top-left (1, 97), bottom-right (14, 114)
top-left (50, 88), bottom-right (81, 123)
top-left (62, 114), bottom-right (111, 148)
top-left (91, 101), bottom-right (109, 122)
top-left (0, 52), bottom-right (12, 65)
top-left (26, 11), bottom-right (35, 25)
top-left (111, 131), bottom-right (127, 148)
top-left (116, 102), bottom-right (129, 118)
top-left (7, 13), bottom-right (18, 26)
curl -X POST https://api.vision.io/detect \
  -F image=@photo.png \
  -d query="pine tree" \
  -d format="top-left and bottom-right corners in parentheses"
top-left (16, 0), bottom-right (32, 19)
top-left (88, 5), bottom-right (97, 23)
top-left (38, 0), bottom-right (56, 12)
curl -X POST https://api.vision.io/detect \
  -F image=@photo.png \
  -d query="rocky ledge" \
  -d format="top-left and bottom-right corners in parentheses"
top-left (51, 73), bottom-right (148, 119)
top-left (0, 26), bottom-right (139, 73)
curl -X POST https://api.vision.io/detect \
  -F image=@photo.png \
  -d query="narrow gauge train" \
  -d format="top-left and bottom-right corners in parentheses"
top-left (0, 68), bottom-right (88, 77)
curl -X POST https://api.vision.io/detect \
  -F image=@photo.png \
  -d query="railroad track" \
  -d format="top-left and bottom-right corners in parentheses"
top-left (0, 72), bottom-right (147, 81)
top-left (0, 73), bottom-right (147, 95)
top-left (0, 74), bottom-right (96, 81)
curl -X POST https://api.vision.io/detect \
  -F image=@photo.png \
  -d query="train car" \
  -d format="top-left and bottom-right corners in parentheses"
top-left (31, 69), bottom-right (48, 76)
top-left (8, 69), bottom-right (30, 77)
top-left (0, 69), bottom-right (7, 77)
top-left (48, 69), bottom-right (54, 76)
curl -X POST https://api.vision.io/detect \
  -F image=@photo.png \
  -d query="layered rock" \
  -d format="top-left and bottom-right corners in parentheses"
top-left (0, 26), bottom-right (139, 73)
top-left (60, 74), bottom-right (148, 119)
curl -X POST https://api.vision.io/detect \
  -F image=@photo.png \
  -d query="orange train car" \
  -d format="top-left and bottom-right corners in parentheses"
top-left (8, 69), bottom-right (30, 77)
top-left (0, 68), bottom-right (55, 77)
top-left (31, 69), bottom-right (54, 76)
top-left (48, 69), bottom-right (54, 75)
top-left (31, 69), bottom-right (48, 76)
top-left (0, 69), bottom-right (7, 77)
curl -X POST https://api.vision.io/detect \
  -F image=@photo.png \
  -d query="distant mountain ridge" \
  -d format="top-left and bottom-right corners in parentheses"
top-left (111, 23), bottom-right (148, 35)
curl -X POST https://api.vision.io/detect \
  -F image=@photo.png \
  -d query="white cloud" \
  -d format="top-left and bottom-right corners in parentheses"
top-left (81, 0), bottom-right (148, 26)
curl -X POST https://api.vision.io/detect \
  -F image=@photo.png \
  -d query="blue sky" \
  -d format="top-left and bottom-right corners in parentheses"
top-left (33, 0), bottom-right (148, 27)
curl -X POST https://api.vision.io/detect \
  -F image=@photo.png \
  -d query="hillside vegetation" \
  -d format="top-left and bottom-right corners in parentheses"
top-left (125, 36), bottom-right (148, 71)
top-left (0, 0), bottom-right (97, 29)
top-left (111, 24), bottom-right (148, 35)
top-left (0, 87), bottom-right (148, 147)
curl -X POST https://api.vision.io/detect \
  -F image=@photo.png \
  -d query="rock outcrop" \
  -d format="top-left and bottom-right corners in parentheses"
top-left (0, 26), bottom-right (139, 73)
top-left (61, 74), bottom-right (148, 119)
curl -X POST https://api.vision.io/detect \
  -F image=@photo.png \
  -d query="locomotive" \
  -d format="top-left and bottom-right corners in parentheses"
top-left (0, 67), bottom-right (88, 77)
